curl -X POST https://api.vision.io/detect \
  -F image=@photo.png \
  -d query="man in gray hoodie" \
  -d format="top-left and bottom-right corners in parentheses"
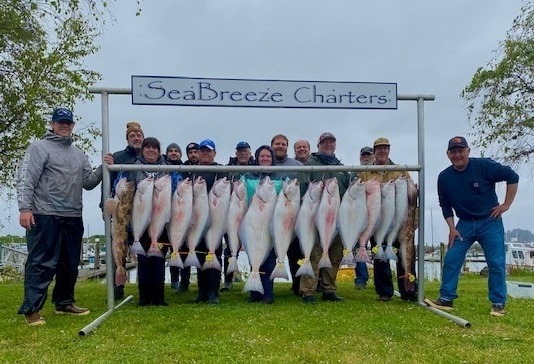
top-left (16, 107), bottom-right (113, 326)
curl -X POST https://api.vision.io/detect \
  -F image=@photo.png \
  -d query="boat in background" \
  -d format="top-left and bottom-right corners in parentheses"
top-left (506, 241), bottom-right (534, 268)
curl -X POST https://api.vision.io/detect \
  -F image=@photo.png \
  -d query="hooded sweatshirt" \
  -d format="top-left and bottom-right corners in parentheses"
top-left (17, 131), bottom-right (103, 216)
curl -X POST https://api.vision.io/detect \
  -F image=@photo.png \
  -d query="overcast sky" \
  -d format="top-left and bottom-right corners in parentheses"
top-left (1, 0), bottom-right (530, 244)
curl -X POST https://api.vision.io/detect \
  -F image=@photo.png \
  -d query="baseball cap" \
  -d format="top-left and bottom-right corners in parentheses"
top-left (52, 108), bottom-right (74, 123)
top-left (318, 132), bottom-right (336, 144)
top-left (373, 137), bottom-right (390, 147)
top-left (186, 142), bottom-right (199, 152)
top-left (199, 139), bottom-right (216, 151)
top-left (360, 146), bottom-right (373, 155)
top-left (447, 136), bottom-right (469, 150)
top-left (236, 141), bottom-right (251, 150)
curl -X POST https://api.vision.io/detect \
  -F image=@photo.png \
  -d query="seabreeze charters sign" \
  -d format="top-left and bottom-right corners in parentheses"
top-left (131, 76), bottom-right (397, 109)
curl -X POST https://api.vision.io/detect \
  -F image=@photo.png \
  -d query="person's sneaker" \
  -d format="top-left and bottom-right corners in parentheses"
top-left (302, 295), bottom-right (317, 304)
top-left (170, 282), bottom-right (179, 290)
top-left (55, 304), bottom-right (90, 316)
top-left (220, 282), bottom-right (233, 292)
top-left (378, 295), bottom-right (392, 302)
top-left (248, 296), bottom-right (262, 303)
top-left (262, 297), bottom-right (274, 304)
top-left (355, 283), bottom-right (366, 290)
top-left (24, 312), bottom-right (46, 326)
top-left (322, 292), bottom-right (344, 302)
top-left (424, 298), bottom-right (453, 311)
top-left (490, 304), bottom-right (506, 317)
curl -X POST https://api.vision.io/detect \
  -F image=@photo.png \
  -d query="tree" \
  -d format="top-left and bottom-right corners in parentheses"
top-left (461, 1), bottom-right (533, 166)
top-left (0, 1), bottom-right (140, 190)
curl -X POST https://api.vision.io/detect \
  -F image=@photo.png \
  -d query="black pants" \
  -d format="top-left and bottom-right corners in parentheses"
top-left (18, 215), bottom-right (84, 315)
top-left (287, 237), bottom-right (303, 294)
top-left (196, 238), bottom-right (222, 300)
top-left (170, 241), bottom-right (191, 286)
top-left (370, 237), bottom-right (417, 298)
top-left (137, 230), bottom-right (169, 304)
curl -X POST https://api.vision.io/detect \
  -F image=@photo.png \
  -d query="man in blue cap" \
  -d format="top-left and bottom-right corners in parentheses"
top-left (17, 108), bottom-right (113, 325)
top-left (190, 139), bottom-right (227, 304)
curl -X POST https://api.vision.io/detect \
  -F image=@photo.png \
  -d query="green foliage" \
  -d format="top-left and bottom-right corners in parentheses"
top-left (0, 278), bottom-right (533, 363)
top-left (0, 0), bottom-right (142, 190)
top-left (461, 1), bottom-right (534, 166)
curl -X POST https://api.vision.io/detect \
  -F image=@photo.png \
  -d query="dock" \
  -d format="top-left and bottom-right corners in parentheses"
top-left (78, 262), bottom-right (136, 281)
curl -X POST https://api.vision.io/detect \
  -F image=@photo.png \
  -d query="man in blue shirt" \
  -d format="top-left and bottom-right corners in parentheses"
top-left (425, 136), bottom-right (518, 317)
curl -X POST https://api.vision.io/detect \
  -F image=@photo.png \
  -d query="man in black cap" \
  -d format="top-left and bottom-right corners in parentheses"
top-left (184, 142), bottom-right (199, 165)
top-left (221, 141), bottom-right (255, 292)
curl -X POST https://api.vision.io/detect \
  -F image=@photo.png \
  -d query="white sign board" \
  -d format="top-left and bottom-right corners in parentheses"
top-left (131, 76), bottom-right (397, 109)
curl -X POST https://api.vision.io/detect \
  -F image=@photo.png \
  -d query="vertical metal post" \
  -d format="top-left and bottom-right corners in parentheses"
top-left (100, 91), bottom-right (114, 311)
top-left (416, 97), bottom-right (426, 303)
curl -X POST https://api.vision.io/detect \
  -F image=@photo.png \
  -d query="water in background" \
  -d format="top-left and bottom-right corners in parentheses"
top-left (127, 252), bottom-right (488, 284)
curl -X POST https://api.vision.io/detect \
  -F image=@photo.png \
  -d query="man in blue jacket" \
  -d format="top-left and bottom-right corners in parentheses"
top-left (425, 136), bottom-right (518, 317)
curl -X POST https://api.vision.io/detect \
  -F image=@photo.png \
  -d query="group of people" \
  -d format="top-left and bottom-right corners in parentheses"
top-left (16, 107), bottom-right (519, 326)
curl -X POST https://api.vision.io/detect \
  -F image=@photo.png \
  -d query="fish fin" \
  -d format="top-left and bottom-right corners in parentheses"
top-left (295, 259), bottom-right (315, 278)
top-left (373, 245), bottom-right (387, 261)
top-left (184, 252), bottom-right (201, 268)
top-left (384, 246), bottom-right (398, 261)
top-left (227, 257), bottom-right (238, 274)
top-left (340, 250), bottom-right (355, 266)
top-left (168, 252), bottom-right (184, 268)
top-left (318, 253), bottom-right (332, 269)
top-left (130, 241), bottom-right (146, 256)
top-left (201, 253), bottom-right (222, 271)
top-left (404, 274), bottom-right (416, 292)
top-left (354, 247), bottom-right (371, 263)
top-left (270, 262), bottom-right (289, 280)
top-left (242, 271), bottom-right (264, 294)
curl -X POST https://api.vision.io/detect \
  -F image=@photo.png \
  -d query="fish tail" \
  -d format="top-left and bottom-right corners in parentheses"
top-left (295, 258), bottom-right (315, 278)
top-left (115, 266), bottom-right (127, 286)
top-left (168, 253), bottom-right (184, 268)
top-left (270, 262), bottom-right (289, 280)
top-left (227, 256), bottom-right (238, 274)
top-left (318, 253), bottom-right (332, 269)
top-left (384, 246), bottom-right (398, 261)
top-left (340, 250), bottom-right (355, 266)
top-left (146, 244), bottom-right (164, 258)
top-left (184, 252), bottom-right (201, 268)
top-left (354, 247), bottom-right (370, 263)
top-left (243, 271), bottom-right (264, 294)
top-left (130, 241), bottom-right (146, 256)
top-left (404, 273), bottom-right (416, 292)
top-left (374, 245), bottom-right (387, 261)
top-left (201, 253), bottom-right (222, 271)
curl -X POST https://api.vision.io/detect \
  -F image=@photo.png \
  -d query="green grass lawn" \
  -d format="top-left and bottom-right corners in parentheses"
top-left (1, 273), bottom-right (533, 364)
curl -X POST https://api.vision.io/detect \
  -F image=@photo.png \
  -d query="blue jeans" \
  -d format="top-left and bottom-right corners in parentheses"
top-left (354, 262), bottom-right (369, 286)
top-left (440, 217), bottom-right (506, 305)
